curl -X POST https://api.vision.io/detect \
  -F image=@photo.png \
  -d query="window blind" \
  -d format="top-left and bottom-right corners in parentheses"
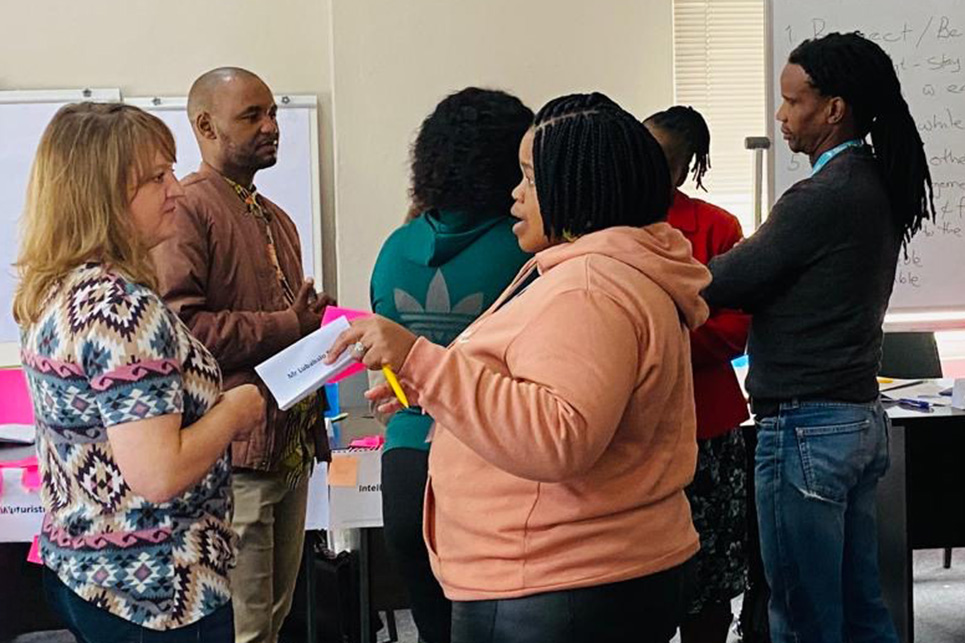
top-left (672, 0), bottom-right (766, 233)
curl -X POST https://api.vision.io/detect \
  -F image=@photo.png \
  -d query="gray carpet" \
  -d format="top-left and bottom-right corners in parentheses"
top-left (10, 549), bottom-right (965, 642)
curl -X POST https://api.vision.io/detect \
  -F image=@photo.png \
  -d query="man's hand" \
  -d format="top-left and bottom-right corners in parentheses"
top-left (290, 278), bottom-right (328, 336)
top-left (310, 289), bottom-right (336, 318)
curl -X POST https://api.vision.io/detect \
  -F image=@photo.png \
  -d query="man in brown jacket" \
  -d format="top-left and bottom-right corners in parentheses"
top-left (152, 67), bottom-right (332, 643)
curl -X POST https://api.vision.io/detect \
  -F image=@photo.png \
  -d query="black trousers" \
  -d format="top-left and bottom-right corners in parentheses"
top-left (381, 447), bottom-right (452, 643)
top-left (451, 558), bottom-right (695, 643)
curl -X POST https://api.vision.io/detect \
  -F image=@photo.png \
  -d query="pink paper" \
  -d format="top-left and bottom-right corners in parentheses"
top-left (320, 307), bottom-right (372, 384)
top-left (21, 466), bottom-right (41, 492)
top-left (0, 369), bottom-right (35, 424)
top-left (27, 535), bottom-right (43, 565)
top-left (0, 456), bottom-right (39, 470)
top-left (348, 435), bottom-right (385, 450)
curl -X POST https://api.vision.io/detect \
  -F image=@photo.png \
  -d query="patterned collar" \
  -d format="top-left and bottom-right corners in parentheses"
top-left (223, 176), bottom-right (272, 223)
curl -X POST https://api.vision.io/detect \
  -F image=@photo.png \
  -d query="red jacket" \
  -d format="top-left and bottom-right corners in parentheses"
top-left (667, 190), bottom-right (750, 440)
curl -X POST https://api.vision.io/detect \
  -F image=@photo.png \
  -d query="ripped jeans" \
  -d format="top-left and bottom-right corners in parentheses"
top-left (755, 401), bottom-right (898, 643)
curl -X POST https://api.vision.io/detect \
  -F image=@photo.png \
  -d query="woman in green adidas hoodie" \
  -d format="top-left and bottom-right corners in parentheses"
top-left (369, 87), bottom-right (532, 643)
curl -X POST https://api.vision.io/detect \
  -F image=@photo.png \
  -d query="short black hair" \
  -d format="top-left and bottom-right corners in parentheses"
top-left (789, 31), bottom-right (935, 246)
top-left (532, 92), bottom-right (671, 239)
top-left (645, 105), bottom-right (711, 191)
top-left (410, 87), bottom-right (533, 217)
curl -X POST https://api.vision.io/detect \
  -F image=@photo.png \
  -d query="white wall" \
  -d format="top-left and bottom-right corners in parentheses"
top-left (0, 0), bottom-right (339, 292)
top-left (330, 0), bottom-right (674, 308)
top-left (2, 0), bottom-right (674, 307)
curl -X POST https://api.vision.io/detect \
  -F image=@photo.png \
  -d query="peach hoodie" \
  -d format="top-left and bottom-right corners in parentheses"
top-left (398, 223), bottom-right (711, 601)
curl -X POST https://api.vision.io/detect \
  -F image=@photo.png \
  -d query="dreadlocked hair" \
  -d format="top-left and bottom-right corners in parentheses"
top-left (789, 31), bottom-right (935, 246)
top-left (645, 105), bottom-right (712, 190)
top-left (532, 92), bottom-right (671, 240)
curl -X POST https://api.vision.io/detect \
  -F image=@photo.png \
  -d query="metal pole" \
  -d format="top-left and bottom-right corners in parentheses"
top-left (745, 136), bottom-right (771, 230)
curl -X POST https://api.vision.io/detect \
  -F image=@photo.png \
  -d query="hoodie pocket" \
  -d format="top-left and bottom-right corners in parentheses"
top-left (422, 474), bottom-right (442, 575)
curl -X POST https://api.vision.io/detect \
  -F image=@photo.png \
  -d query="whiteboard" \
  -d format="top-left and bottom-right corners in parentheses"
top-left (0, 89), bottom-right (122, 365)
top-left (125, 95), bottom-right (322, 282)
top-left (769, 1), bottom-right (965, 316)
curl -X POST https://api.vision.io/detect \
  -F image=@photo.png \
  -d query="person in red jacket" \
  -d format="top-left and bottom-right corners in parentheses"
top-left (645, 106), bottom-right (751, 643)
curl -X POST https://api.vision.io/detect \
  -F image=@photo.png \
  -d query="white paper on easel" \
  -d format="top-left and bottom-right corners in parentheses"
top-left (255, 316), bottom-right (355, 411)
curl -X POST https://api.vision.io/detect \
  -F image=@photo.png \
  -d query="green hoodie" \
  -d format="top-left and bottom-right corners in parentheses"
top-left (370, 209), bottom-right (530, 451)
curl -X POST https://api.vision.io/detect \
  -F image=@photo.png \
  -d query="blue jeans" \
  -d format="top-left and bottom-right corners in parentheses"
top-left (43, 567), bottom-right (234, 643)
top-left (755, 401), bottom-right (898, 643)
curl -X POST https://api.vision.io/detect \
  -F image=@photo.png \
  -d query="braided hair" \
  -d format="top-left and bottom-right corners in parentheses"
top-left (410, 87), bottom-right (533, 218)
top-left (789, 32), bottom-right (935, 246)
top-left (532, 93), bottom-right (671, 240)
top-left (645, 105), bottom-right (712, 190)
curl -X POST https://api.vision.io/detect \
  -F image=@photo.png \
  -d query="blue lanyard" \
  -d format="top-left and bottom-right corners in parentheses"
top-left (811, 139), bottom-right (864, 176)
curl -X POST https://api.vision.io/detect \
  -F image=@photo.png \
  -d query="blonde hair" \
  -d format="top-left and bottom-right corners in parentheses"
top-left (13, 102), bottom-right (176, 325)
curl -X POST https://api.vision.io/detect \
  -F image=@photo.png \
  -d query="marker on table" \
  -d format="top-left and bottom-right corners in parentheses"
top-left (898, 398), bottom-right (932, 412)
top-left (382, 366), bottom-right (410, 408)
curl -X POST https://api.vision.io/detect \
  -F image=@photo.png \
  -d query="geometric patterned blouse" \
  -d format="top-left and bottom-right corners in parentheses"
top-left (19, 263), bottom-right (234, 630)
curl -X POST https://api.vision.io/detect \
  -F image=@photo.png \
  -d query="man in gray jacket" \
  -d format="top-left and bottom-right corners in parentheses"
top-left (704, 32), bottom-right (934, 643)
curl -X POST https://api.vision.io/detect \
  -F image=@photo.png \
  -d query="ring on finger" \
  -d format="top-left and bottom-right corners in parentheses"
top-left (351, 341), bottom-right (367, 360)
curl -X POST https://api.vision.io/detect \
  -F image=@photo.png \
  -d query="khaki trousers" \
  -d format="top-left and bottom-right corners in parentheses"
top-left (229, 470), bottom-right (309, 643)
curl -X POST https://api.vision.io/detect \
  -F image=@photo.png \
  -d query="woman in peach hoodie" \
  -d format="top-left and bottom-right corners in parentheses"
top-left (329, 93), bottom-right (711, 643)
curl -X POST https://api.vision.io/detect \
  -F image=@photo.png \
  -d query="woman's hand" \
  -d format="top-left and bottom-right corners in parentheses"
top-left (219, 383), bottom-right (266, 440)
top-left (325, 316), bottom-right (418, 372)
top-left (365, 381), bottom-right (420, 415)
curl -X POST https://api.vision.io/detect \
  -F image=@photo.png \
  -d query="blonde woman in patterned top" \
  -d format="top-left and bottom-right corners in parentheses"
top-left (13, 102), bottom-right (264, 642)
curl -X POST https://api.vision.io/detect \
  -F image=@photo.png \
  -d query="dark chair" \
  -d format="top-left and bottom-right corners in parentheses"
top-left (879, 332), bottom-right (943, 380)
top-left (879, 331), bottom-right (952, 568)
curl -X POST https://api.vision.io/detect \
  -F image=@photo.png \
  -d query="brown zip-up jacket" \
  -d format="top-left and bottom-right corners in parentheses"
top-left (152, 162), bottom-right (330, 470)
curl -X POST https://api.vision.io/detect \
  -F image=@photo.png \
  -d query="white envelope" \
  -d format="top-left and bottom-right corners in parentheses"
top-left (255, 316), bottom-right (356, 411)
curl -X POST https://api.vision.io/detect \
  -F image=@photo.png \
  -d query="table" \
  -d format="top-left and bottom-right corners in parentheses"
top-left (329, 402), bottom-right (965, 643)
top-left (324, 409), bottom-right (388, 643)
top-left (878, 404), bottom-right (965, 643)
top-left (14, 401), bottom-right (951, 642)
top-left (0, 443), bottom-right (56, 638)
top-left (0, 407), bottom-right (376, 640)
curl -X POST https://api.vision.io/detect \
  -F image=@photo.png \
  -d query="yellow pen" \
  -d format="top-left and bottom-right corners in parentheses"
top-left (382, 365), bottom-right (410, 408)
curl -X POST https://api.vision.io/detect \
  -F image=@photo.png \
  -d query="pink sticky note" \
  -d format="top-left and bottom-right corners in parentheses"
top-left (328, 455), bottom-right (359, 487)
top-left (0, 369), bottom-right (35, 424)
top-left (349, 435), bottom-right (385, 450)
top-left (27, 535), bottom-right (43, 565)
top-left (22, 466), bottom-right (41, 492)
top-left (320, 307), bottom-right (372, 384)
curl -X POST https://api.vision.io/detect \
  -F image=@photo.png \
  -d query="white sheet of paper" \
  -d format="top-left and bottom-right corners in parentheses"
top-left (0, 424), bottom-right (35, 444)
top-left (879, 380), bottom-right (950, 402)
top-left (255, 316), bottom-right (355, 411)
